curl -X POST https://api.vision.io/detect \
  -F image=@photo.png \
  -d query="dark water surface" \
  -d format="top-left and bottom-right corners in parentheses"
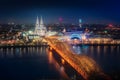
top-left (0, 45), bottom-right (120, 80)
top-left (0, 47), bottom-right (67, 80)
top-left (73, 45), bottom-right (120, 80)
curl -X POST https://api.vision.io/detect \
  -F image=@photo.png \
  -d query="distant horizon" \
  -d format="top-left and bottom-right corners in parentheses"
top-left (0, 21), bottom-right (119, 25)
top-left (0, 15), bottom-right (119, 25)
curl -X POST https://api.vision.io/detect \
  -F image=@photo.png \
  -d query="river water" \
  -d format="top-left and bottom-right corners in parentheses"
top-left (0, 45), bottom-right (120, 80)
top-left (73, 45), bottom-right (120, 80)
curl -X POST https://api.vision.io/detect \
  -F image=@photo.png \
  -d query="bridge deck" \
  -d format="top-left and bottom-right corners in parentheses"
top-left (45, 37), bottom-right (111, 80)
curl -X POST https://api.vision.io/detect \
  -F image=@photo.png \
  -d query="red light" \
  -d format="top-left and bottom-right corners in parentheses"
top-left (109, 24), bottom-right (113, 27)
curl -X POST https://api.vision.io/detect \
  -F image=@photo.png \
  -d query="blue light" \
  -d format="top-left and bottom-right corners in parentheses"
top-left (70, 34), bottom-right (81, 39)
top-left (79, 19), bottom-right (82, 23)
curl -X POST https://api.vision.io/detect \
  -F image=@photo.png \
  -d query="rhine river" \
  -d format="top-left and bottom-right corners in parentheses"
top-left (0, 45), bottom-right (120, 80)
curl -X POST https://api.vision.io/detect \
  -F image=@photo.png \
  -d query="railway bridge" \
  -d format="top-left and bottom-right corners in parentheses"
top-left (45, 37), bottom-right (111, 80)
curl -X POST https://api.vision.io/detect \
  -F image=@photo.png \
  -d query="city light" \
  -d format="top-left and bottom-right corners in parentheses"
top-left (0, 0), bottom-right (120, 80)
top-left (28, 30), bottom-right (33, 34)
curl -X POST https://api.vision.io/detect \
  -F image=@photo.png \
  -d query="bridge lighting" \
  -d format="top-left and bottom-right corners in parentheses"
top-left (46, 38), bottom-right (106, 80)
top-left (61, 59), bottom-right (65, 64)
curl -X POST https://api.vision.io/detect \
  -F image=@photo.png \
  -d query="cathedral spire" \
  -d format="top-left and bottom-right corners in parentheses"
top-left (36, 16), bottom-right (39, 27)
top-left (40, 16), bottom-right (43, 27)
top-left (34, 16), bottom-right (46, 36)
top-left (34, 16), bottom-right (39, 34)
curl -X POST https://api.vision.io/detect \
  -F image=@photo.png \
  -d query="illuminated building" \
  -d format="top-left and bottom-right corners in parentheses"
top-left (34, 16), bottom-right (46, 36)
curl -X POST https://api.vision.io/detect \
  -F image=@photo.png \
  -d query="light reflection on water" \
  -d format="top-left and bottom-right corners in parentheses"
top-left (0, 46), bottom-right (67, 80)
top-left (0, 45), bottom-right (120, 80)
top-left (0, 46), bottom-right (80, 80)
top-left (72, 45), bottom-right (89, 54)
top-left (47, 50), bottom-right (70, 80)
top-left (72, 45), bottom-right (120, 58)
top-left (47, 49), bottom-right (83, 80)
top-left (0, 47), bottom-right (47, 58)
top-left (72, 46), bottom-right (82, 54)
top-left (72, 45), bottom-right (120, 79)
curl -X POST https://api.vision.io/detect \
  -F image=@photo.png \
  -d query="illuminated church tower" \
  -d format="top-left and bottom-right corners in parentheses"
top-left (34, 16), bottom-right (46, 36)
top-left (34, 16), bottom-right (39, 34)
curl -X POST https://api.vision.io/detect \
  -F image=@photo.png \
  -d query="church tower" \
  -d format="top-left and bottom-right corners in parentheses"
top-left (40, 16), bottom-right (43, 27)
top-left (34, 16), bottom-right (39, 34)
top-left (34, 16), bottom-right (46, 36)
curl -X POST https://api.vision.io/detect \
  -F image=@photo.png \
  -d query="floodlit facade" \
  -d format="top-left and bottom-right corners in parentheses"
top-left (34, 16), bottom-right (46, 36)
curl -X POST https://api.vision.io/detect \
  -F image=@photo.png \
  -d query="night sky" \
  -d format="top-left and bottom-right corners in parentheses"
top-left (0, 0), bottom-right (120, 24)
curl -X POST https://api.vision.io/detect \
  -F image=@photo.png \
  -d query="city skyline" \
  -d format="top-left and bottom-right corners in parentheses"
top-left (0, 0), bottom-right (120, 24)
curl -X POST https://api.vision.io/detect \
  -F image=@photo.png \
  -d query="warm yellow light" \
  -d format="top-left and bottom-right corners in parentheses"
top-left (61, 58), bottom-right (65, 64)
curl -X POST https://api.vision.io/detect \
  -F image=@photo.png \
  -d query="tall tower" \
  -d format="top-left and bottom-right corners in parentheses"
top-left (79, 19), bottom-right (82, 28)
top-left (34, 16), bottom-right (39, 34)
top-left (40, 16), bottom-right (44, 26)
top-left (40, 16), bottom-right (43, 27)
top-left (34, 16), bottom-right (46, 36)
